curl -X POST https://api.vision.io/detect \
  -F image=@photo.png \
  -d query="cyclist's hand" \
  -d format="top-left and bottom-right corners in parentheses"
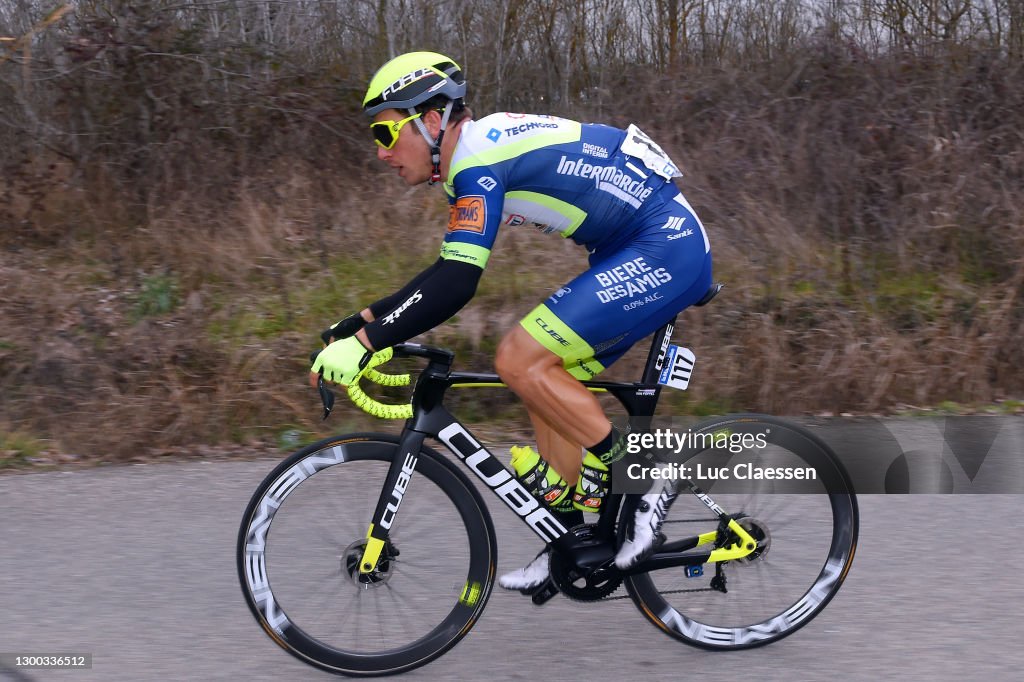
top-left (310, 335), bottom-right (373, 386)
top-left (320, 313), bottom-right (367, 345)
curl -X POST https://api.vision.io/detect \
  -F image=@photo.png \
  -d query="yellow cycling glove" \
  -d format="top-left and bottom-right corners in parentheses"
top-left (311, 335), bottom-right (373, 386)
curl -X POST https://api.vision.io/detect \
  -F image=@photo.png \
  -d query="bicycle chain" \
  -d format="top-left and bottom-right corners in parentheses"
top-left (549, 520), bottom-right (732, 602)
top-left (602, 586), bottom-right (716, 601)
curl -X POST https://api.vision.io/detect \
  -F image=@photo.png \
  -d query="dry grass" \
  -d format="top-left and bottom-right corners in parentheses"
top-left (2, 49), bottom-right (1023, 462)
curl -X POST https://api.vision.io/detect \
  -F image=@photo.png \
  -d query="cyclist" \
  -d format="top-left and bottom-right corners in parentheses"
top-left (311, 51), bottom-right (713, 590)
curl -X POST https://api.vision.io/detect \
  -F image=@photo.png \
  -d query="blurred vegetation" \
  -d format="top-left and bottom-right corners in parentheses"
top-left (1, 0), bottom-right (1023, 462)
top-left (0, 428), bottom-right (45, 467)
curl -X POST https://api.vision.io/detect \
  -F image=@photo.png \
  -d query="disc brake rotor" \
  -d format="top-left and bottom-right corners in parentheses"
top-left (342, 539), bottom-right (397, 588)
top-left (732, 517), bottom-right (771, 565)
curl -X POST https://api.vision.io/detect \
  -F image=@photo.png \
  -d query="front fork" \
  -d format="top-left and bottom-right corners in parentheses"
top-left (358, 429), bottom-right (427, 574)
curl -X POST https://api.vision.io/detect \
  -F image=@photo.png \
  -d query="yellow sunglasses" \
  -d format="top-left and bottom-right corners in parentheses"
top-left (371, 113), bottom-right (423, 149)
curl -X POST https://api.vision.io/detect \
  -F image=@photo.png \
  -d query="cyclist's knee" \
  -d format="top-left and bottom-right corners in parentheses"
top-left (495, 327), bottom-right (558, 387)
top-left (495, 329), bottom-right (529, 384)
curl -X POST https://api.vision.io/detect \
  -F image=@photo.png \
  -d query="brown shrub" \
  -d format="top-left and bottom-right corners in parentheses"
top-left (2, 3), bottom-right (1023, 459)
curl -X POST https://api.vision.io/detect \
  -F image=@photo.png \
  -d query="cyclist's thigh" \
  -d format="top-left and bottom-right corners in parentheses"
top-left (520, 195), bottom-right (712, 378)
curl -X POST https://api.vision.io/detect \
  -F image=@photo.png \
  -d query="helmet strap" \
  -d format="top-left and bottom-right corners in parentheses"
top-left (411, 101), bottom-right (455, 185)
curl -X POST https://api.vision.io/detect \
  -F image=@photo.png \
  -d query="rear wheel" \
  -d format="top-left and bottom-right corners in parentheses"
top-left (237, 434), bottom-right (497, 676)
top-left (623, 415), bottom-right (858, 649)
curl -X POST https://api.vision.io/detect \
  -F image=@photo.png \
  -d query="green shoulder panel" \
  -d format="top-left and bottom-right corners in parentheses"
top-left (445, 121), bottom-right (582, 192)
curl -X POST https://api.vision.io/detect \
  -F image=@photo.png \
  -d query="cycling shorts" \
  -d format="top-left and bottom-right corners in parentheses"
top-left (520, 188), bottom-right (712, 379)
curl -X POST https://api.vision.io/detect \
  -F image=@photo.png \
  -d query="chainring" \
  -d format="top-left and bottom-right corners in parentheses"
top-left (548, 524), bottom-right (623, 601)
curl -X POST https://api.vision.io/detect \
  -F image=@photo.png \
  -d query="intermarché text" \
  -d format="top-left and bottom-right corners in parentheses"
top-left (556, 155), bottom-right (654, 208)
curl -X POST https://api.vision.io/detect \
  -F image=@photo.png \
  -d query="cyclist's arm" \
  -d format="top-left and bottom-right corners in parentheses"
top-left (363, 167), bottom-right (504, 349)
top-left (366, 258), bottom-right (446, 321)
top-left (362, 259), bottom-right (482, 349)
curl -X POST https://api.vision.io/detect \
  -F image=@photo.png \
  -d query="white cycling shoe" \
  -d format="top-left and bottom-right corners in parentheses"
top-left (500, 481), bottom-right (678, 586)
top-left (498, 550), bottom-right (550, 591)
top-left (614, 480), bottom-right (679, 570)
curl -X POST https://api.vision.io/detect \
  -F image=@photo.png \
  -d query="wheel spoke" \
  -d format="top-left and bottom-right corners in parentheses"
top-left (626, 416), bottom-right (857, 649)
top-left (238, 438), bottom-right (495, 674)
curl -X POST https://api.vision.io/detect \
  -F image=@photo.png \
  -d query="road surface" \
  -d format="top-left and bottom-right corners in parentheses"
top-left (1, 432), bottom-right (1022, 681)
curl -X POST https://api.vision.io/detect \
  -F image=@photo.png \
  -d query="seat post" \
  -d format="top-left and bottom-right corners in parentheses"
top-left (640, 283), bottom-right (721, 385)
top-left (641, 317), bottom-right (677, 385)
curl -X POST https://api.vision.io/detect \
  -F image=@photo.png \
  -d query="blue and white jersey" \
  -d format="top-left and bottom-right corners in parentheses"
top-left (440, 113), bottom-right (690, 268)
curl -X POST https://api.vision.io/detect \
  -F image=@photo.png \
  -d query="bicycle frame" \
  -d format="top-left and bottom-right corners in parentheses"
top-left (355, 314), bottom-right (756, 578)
top-left (240, 279), bottom-right (859, 671)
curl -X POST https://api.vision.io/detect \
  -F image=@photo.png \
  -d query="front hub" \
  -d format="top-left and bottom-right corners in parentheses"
top-left (343, 540), bottom-right (397, 588)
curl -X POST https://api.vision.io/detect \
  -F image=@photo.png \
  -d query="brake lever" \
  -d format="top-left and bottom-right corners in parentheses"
top-left (317, 375), bottom-right (336, 420)
top-left (310, 349), bottom-right (336, 420)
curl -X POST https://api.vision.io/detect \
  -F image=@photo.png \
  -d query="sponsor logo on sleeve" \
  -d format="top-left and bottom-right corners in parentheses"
top-left (440, 243), bottom-right (484, 264)
top-left (447, 195), bottom-right (487, 234)
top-left (549, 286), bottom-right (572, 305)
top-left (382, 291), bottom-right (423, 325)
top-left (478, 176), bottom-right (498, 192)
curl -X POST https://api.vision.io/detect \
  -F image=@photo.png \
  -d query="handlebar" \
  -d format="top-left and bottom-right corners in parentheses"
top-left (348, 353), bottom-right (414, 420)
top-left (315, 345), bottom-right (417, 421)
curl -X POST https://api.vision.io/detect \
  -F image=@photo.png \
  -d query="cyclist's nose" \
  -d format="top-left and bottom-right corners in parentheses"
top-left (377, 146), bottom-right (391, 161)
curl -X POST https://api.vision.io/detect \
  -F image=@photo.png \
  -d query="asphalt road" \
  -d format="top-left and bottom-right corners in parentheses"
top-left (1, 435), bottom-right (1023, 681)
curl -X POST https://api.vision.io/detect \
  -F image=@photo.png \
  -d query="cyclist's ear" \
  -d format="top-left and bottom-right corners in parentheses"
top-left (422, 109), bottom-right (443, 136)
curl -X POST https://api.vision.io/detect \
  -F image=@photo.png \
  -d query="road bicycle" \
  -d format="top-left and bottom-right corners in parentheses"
top-left (237, 284), bottom-right (859, 676)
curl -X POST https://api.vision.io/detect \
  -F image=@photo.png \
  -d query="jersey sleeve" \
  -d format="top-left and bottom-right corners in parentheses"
top-left (439, 165), bottom-right (505, 270)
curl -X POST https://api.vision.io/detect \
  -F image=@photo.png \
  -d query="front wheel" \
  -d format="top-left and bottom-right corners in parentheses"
top-left (237, 434), bottom-right (497, 676)
top-left (622, 414), bottom-right (858, 650)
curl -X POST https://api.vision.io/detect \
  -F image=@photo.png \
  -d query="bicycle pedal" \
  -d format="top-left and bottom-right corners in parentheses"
top-left (528, 578), bottom-right (559, 606)
top-left (642, 532), bottom-right (668, 558)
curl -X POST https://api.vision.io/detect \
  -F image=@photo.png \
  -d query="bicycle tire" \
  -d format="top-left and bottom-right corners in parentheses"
top-left (237, 433), bottom-right (497, 676)
top-left (621, 414), bottom-right (858, 650)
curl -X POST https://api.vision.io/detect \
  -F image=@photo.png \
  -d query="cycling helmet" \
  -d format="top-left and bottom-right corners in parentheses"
top-left (362, 51), bottom-right (467, 184)
top-left (362, 51), bottom-right (466, 116)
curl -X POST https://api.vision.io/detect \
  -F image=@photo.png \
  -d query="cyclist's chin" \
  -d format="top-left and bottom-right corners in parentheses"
top-left (399, 168), bottom-right (428, 185)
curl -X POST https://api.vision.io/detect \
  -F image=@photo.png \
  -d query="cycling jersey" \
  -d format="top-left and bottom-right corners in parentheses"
top-left (441, 113), bottom-right (697, 267)
top-left (439, 113), bottom-right (712, 377)
top-left (364, 112), bottom-right (712, 376)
